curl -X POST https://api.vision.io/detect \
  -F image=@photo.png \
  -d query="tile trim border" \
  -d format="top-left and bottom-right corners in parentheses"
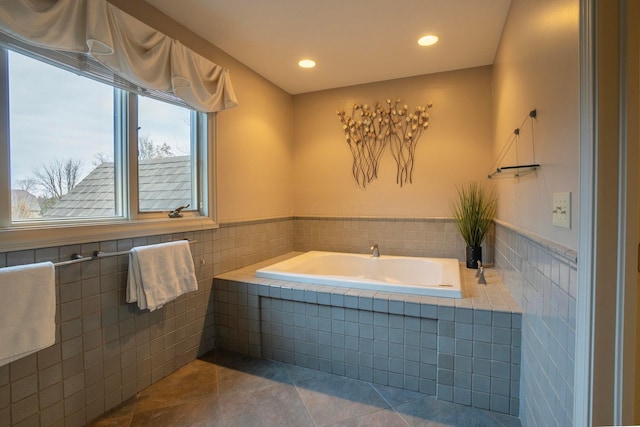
top-left (494, 219), bottom-right (577, 264)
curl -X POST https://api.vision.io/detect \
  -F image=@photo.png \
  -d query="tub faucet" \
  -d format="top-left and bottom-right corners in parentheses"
top-left (477, 264), bottom-right (487, 285)
top-left (370, 244), bottom-right (380, 257)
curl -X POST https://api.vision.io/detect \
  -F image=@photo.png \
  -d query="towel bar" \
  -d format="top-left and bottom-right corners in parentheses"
top-left (52, 239), bottom-right (197, 267)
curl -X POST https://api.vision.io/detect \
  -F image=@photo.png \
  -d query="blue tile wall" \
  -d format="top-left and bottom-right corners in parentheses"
top-left (494, 222), bottom-right (577, 427)
top-left (0, 215), bottom-right (566, 426)
top-left (0, 218), bottom-right (294, 427)
top-left (293, 217), bottom-right (494, 265)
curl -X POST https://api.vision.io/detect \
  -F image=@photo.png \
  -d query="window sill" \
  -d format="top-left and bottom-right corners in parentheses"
top-left (0, 216), bottom-right (218, 253)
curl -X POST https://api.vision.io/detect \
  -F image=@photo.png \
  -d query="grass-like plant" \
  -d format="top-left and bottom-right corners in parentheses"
top-left (452, 183), bottom-right (497, 248)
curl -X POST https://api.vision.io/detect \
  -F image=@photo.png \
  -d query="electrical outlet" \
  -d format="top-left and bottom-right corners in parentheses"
top-left (552, 192), bottom-right (571, 228)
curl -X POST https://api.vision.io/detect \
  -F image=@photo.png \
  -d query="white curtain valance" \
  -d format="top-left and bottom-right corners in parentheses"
top-left (0, 0), bottom-right (238, 113)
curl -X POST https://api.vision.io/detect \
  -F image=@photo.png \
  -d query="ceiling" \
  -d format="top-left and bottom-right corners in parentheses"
top-left (145, 0), bottom-right (512, 95)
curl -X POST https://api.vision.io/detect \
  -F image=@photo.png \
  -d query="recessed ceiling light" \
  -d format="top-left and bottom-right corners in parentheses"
top-left (418, 35), bottom-right (439, 47)
top-left (298, 59), bottom-right (316, 68)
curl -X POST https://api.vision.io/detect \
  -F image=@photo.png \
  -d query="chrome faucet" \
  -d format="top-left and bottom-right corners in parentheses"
top-left (477, 267), bottom-right (487, 285)
top-left (476, 261), bottom-right (487, 285)
top-left (370, 244), bottom-right (380, 257)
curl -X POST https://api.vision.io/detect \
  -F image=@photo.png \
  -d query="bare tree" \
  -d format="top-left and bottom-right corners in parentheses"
top-left (15, 177), bottom-right (38, 193)
top-left (11, 190), bottom-right (38, 219)
top-left (11, 178), bottom-right (40, 219)
top-left (33, 159), bottom-right (83, 199)
top-left (11, 199), bottom-right (32, 218)
top-left (64, 159), bottom-right (82, 195)
top-left (93, 152), bottom-right (113, 166)
top-left (92, 135), bottom-right (174, 166)
top-left (138, 133), bottom-right (174, 160)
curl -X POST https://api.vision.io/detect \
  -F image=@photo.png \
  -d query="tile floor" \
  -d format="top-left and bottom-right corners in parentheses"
top-left (88, 349), bottom-right (522, 427)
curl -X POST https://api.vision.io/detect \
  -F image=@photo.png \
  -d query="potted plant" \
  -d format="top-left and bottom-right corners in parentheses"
top-left (451, 183), bottom-right (497, 269)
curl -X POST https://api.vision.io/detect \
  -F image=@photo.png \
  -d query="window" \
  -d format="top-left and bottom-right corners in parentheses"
top-left (137, 97), bottom-right (198, 213)
top-left (0, 44), bottom-right (215, 250)
top-left (8, 50), bottom-right (117, 220)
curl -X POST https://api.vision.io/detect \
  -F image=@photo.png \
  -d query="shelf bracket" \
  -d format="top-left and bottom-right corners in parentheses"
top-left (488, 109), bottom-right (539, 179)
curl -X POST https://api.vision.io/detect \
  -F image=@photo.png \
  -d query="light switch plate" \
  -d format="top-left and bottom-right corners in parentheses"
top-left (552, 192), bottom-right (571, 228)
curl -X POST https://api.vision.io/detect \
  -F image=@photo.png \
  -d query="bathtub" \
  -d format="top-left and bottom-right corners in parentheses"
top-left (255, 251), bottom-right (463, 298)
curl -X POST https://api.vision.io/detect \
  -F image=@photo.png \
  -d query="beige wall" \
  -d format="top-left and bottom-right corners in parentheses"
top-left (292, 67), bottom-right (494, 218)
top-left (492, 0), bottom-right (580, 250)
top-left (216, 68), bottom-right (293, 222)
top-left (109, 0), bottom-right (295, 223)
top-left (115, 0), bottom-right (580, 248)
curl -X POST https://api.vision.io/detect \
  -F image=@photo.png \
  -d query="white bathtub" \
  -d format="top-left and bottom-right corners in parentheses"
top-left (255, 251), bottom-right (463, 298)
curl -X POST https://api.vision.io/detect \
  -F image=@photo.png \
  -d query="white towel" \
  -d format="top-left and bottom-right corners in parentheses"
top-left (0, 262), bottom-right (56, 367)
top-left (126, 241), bottom-right (198, 311)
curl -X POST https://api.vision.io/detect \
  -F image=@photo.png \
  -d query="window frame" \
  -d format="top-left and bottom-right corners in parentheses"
top-left (131, 94), bottom-right (208, 218)
top-left (0, 47), bottom-right (218, 253)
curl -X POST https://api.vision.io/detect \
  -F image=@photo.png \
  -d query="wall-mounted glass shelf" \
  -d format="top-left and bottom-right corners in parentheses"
top-left (488, 109), bottom-right (539, 180)
top-left (488, 164), bottom-right (540, 179)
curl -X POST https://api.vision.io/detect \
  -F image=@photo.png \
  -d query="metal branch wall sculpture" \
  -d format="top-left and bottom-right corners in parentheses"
top-left (337, 99), bottom-right (432, 188)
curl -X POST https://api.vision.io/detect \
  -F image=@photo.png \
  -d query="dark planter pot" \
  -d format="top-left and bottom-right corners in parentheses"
top-left (466, 246), bottom-right (482, 269)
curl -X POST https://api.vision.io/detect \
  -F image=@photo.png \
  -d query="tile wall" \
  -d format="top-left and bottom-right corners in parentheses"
top-left (0, 218), bottom-right (293, 427)
top-left (293, 217), bottom-right (495, 266)
top-left (494, 221), bottom-right (577, 427)
top-left (0, 215), bottom-right (575, 426)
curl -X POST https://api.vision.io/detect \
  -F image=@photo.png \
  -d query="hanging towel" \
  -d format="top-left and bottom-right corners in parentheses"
top-left (0, 262), bottom-right (56, 367)
top-left (126, 240), bottom-right (198, 311)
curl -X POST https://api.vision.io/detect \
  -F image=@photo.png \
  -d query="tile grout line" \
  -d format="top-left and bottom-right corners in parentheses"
top-left (214, 362), bottom-right (223, 427)
top-left (291, 381), bottom-right (321, 427)
top-left (367, 383), bottom-right (413, 427)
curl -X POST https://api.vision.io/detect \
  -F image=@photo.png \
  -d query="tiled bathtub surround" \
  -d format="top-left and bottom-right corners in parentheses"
top-left (214, 255), bottom-right (522, 416)
top-left (0, 218), bottom-right (293, 427)
top-left (494, 221), bottom-right (577, 427)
